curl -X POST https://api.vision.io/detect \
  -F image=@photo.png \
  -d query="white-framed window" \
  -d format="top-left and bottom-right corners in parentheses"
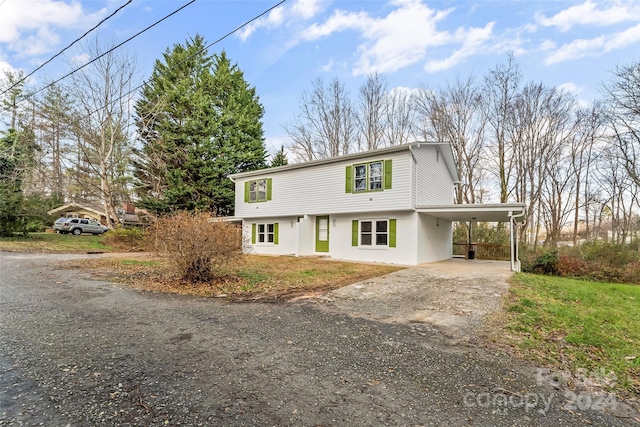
top-left (249, 179), bottom-right (267, 202)
top-left (252, 223), bottom-right (278, 245)
top-left (257, 223), bottom-right (275, 243)
top-left (353, 161), bottom-right (384, 192)
top-left (369, 161), bottom-right (382, 191)
top-left (360, 219), bottom-right (388, 246)
top-left (352, 218), bottom-right (396, 248)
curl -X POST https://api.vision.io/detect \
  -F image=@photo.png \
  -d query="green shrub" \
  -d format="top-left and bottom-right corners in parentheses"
top-left (580, 241), bottom-right (639, 267)
top-left (523, 250), bottom-right (559, 275)
top-left (103, 227), bottom-right (145, 250)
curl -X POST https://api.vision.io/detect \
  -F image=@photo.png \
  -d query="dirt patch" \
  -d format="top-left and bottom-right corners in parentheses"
top-left (316, 259), bottom-right (513, 342)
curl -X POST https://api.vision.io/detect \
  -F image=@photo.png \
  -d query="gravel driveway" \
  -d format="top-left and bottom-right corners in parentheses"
top-left (0, 252), bottom-right (635, 426)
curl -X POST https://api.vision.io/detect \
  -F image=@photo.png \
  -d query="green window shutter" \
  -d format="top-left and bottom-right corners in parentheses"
top-left (389, 218), bottom-right (397, 248)
top-left (274, 223), bottom-right (279, 245)
top-left (384, 159), bottom-right (392, 190)
top-left (345, 166), bottom-right (353, 193)
top-left (351, 220), bottom-right (359, 246)
top-left (251, 223), bottom-right (256, 244)
top-left (244, 181), bottom-right (250, 203)
top-left (267, 178), bottom-right (273, 201)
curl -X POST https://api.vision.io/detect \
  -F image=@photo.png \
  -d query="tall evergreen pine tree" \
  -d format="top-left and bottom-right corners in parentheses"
top-left (134, 35), bottom-right (266, 215)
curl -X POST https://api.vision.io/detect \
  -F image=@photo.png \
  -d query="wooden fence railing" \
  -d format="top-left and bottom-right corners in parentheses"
top-left (452, 243), bottom-right (510, 260)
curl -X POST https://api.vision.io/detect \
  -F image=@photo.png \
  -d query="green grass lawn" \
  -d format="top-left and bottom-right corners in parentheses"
top-left (0, 232), bottom-right (113, 253)
top-left (504, 273), bottom-right (640, 395)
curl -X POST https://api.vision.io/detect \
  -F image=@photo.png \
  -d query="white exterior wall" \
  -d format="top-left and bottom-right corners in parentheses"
top-left (413, 145), bottom-right (455, 206)
top-left (416, 214), bottom-right (452, 264)
top-left (244, 216), bottom-right (298, 256)
top-left (325, 211), bottom-right (418, 265)
top-left (235, 151), bottom-right (413, 219)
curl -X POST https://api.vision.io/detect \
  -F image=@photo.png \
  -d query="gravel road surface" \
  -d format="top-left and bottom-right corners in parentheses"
top-left (0, 252), bottom-right (635, 426)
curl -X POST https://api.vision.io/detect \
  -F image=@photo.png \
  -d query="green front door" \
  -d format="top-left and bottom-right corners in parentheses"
top-left (315, 216), bottom-right (329, 252)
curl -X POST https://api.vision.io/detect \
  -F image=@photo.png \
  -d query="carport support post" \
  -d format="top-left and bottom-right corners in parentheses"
top-left (509, 212), bottom-right (522, 272)
top-left (509, 213), bottom-right (515, 271)
top-left (468, 221), bottom-right (472, 259)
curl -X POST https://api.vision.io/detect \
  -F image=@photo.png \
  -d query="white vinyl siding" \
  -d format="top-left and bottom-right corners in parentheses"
top-left (236, 152), bottom-right (412, 218)
top-left (413, 145), bottom-right (455, 206)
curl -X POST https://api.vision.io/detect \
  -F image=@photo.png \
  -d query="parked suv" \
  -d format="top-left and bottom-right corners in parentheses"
top-left (54, 218), bottom-right (109, 235)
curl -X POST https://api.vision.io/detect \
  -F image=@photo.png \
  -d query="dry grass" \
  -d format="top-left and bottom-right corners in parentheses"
top-left (0, 232), bottom-right (113, 253)
top-left (69, 254), bottom-right (403, 301)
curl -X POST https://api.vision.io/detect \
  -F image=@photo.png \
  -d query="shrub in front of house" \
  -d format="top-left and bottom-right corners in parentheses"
top-left (103, 227), bottom-right (145, 250)
top-left (144, 211), bottom-right (244, 283)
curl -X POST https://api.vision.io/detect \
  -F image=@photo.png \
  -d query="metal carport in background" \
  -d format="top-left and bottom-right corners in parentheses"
top-left (416, 203), bottom-right (526, 271)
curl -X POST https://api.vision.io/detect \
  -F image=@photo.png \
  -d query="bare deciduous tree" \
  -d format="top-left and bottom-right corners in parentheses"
top-left (356, 72), bottom-right (388, 151)
top-left (68, 37), bottom-right (137, 226)
top-left (285, 77), bottom-right (357, 161)
top-left (415, 76), bottom-right (486, 204)
top-left (383, 87), bottom-right (416, 147)
top-left (483, 53), bottom-right (521, 204)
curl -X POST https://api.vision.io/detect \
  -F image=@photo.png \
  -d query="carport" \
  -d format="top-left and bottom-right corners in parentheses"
top-left (416, 203), bottom-right (526, 272)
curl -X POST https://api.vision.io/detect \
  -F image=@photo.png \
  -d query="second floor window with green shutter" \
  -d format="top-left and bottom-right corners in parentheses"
top-left (347, 160), bottom-right (391, 193)
top-left (354, 165), bottom-right (367, 191)
top-left (246, 178), bottom-right (272, 203)
top-left (369, 162), bottom-right (382, 190)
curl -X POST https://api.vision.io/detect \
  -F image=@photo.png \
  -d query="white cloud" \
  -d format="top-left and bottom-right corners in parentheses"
top-left (0, 0), bottom-right (105, 58)
top-left (539, 39), bottom-right (556, 51)
top-left (237, 0), bottom-right (325, 41)
top-left (557, 82), bottom-right (583, 95)
top-left (557, 82), bottom-right (591, 108)
top-left (545, 22), bottom-right (640, 64)
top-left (535, 0), bottom-right (640, 32)
top-left (297, 0), bottom-right (498, 75)
top-left (291, 0), bottom-right (324, 20)
top-left (321, 59), bottom-right (334, 72)
top-left (0, 60), bottom-right (17, 75)
top-left (424, 22), bottom-right (494, 72)
top-left (301, 0), bottom-right (465, 75)
top-left (70, 52), bottom-right (90, 66)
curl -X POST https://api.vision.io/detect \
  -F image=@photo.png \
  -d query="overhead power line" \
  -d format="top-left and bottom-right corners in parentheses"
top-left (65, 0), bottom-right (288, 129)
top-left (0, 0), bottom-right (133, 97)
top-left (5, 0), bottom-right (197, 111)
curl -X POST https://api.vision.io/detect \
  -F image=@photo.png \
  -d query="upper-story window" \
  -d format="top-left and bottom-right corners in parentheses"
top-left (245, 178), bottom-right (272, 203)
top-left (346, 159), bottom-right (392, 193)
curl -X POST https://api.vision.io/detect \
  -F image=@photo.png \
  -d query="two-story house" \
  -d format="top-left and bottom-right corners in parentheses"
top-left (230, 142), bottom-right (525, 270)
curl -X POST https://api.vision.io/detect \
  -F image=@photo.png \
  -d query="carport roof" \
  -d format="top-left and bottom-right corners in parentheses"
top-left (416, 203), bottom-right (526, 223)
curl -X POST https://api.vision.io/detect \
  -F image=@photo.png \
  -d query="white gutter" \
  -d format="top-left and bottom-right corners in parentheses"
top-left (509, 209), bottom-right (526, 272)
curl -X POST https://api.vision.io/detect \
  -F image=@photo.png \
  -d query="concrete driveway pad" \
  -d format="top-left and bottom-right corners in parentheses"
top-left (321, 259), bottom-right (512, 342)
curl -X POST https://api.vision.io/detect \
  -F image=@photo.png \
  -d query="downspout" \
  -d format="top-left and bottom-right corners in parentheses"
top-left (409, 144), bottom-right (418, 210)
top-left (509, 209), bottom-right (526, 272)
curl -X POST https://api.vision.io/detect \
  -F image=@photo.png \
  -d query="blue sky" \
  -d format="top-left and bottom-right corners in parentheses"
top-left (2, 0), bottom-right (640, 153)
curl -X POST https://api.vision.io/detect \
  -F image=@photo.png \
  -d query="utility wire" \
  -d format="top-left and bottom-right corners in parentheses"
top-left (5, 0), bottom-right (197, 111)
top-left (0, 0), bottom-right (133, 97)
top-left (65, 0), bottom-right (287, 129)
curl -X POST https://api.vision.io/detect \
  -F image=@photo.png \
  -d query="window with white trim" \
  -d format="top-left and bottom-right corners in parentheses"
top-left (360, 220), bottom-right (388, 246)
top-left (346, 159), bottom-right (391, 193)
top-left (252, 222), bottom-right (279, 245)
top-left (353, 161), bottom-right (383, 192)
top-left (249, 179), bottom-right (267, 202)
top-left (352, 218), bottom-right (396, 248)
top-left (258, 223), bottom-right (274, 243)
